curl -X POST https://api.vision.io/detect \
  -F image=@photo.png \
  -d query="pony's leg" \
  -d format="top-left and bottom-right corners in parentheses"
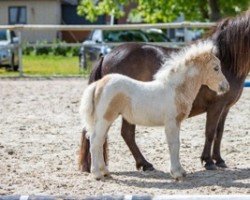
top-left (212, 108), bottom-right (229, 168)
top-left (165, 123), bottom-right (186, 180)
top-left (121, 119), bottom-right (154, 171)
top-left (90, 120), bottom-right (111, 180)
top-left (201, 106), bottom-right (224, 170)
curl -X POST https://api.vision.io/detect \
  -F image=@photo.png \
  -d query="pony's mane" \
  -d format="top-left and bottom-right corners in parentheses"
top-left (211, 10), bottom-right (250, 77)
top-left (154, 40), bottom-right (216, 82)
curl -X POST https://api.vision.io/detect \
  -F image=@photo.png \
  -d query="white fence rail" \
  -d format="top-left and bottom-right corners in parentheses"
top-left (0, 22), bottom-right (215, 77)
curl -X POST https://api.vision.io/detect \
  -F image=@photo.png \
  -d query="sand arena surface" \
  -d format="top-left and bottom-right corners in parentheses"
top-left (0, 78), bottom-right (249, 196)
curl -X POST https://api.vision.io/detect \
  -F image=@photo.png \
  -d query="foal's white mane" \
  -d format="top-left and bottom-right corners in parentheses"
top-left (154, 40), bottom-right (217, 82)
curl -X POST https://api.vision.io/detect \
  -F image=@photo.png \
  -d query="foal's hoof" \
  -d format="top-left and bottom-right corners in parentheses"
top-left (216, 160), bottom-right (228, 168)
top-left (204, 162), bottom-right (217, 170)
top-left (170, 167), bottom-right (186, 180)
top-left (91, 169), bottom-right (105, 180)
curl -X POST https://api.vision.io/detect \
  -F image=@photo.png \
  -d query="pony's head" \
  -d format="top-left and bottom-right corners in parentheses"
top-left (187, 43), bottom-right (230, 95)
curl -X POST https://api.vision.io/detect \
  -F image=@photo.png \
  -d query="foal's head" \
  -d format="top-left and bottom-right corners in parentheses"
top-left (190, 49), bottom-right (230, 95)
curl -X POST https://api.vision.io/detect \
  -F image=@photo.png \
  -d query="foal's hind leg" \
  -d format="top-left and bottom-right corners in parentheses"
top-left (90, 120), bottom-right (111, 180)
top-left (121, 119), bottom-right (154, 171)
top-left (212, 108), bottom-right (229, 168)
top-left (78, 128), bottom-right (109, 173)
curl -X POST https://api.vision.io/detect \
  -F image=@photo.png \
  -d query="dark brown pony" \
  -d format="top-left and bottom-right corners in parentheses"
top-left (79, 11), bottom-right (250, 172)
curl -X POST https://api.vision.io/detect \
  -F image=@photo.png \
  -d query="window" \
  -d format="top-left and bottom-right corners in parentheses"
top-left (0, 30), bottom-right (7, 41)
top-left (9, 6), bottom-right (27, 24)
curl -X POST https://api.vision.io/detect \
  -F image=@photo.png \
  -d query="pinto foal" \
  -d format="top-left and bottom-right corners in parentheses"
top-left (79, 40), bottom-right (229, 180)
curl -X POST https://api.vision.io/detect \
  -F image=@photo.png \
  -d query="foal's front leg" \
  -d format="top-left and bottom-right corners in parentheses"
top-left (165, 123), bottom-right (186, 180)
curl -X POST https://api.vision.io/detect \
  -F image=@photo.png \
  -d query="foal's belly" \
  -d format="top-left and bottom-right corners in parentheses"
top-left (123, 107), bottom-right (166, 127)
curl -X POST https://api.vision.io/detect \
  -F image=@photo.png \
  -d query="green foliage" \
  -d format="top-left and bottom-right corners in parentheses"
top-left (219, 0), bottom-right (249, 17)
top-left (77, 0), bottom-right (250, 23)
top-left (22, 41), bottom-right (80, 57)
top-left (22, 43), bottom-right (34, 55)
top-left (34, 41), bottom-right (51, 55)
top-left (77, 0), bottom-right (130, 22)
top-left (52, 42), bottom-right (69, 56)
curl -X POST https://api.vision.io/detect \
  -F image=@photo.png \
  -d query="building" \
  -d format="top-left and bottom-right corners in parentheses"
top-left (0, 0), bottom-right (142, 43)
top-left (61, 0), bottom-right (105, 42)
top-left (0, 0), bottom-right (61, 43)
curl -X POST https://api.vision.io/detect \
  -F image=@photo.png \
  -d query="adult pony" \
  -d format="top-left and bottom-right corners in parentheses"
top-left (79, 11), bottom-right (250, 172)
top-left (80, 40), bottom-right (229, 180)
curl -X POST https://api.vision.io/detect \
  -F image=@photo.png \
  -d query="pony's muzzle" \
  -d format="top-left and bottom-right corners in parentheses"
top-left (219, 80), bottom-right (230, 93)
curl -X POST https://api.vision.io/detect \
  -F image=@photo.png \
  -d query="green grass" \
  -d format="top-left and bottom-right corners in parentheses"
top-left (0, 55), bottom-right (91, 76)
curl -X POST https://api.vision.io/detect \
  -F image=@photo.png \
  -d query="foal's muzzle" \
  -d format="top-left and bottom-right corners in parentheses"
top-left (219, 80), bottom-right (230, 94)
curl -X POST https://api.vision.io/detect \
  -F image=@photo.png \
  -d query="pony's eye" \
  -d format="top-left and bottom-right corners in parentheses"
top-left (214, 66), bottom-right (219, 71)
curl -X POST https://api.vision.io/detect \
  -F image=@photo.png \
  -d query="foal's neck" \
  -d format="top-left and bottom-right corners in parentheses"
top-left (174, 68), bottom-right (202, 110)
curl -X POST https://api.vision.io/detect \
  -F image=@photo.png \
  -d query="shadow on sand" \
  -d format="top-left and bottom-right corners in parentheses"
top-left (110, 168), bottom-right (250, 190)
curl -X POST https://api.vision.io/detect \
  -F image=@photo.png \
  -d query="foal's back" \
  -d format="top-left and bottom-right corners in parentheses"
top-left (96, 73), bottom-right (170, 126)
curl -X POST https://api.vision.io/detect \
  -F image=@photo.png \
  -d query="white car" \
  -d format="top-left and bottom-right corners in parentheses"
top-left (0, 29), bottom-right (19, 71)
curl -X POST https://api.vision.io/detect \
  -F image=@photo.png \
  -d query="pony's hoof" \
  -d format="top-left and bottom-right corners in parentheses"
top-left (216, 160), bottom-right (227, 168)
top-left (136, 162), bottom-right (154, 171)
top-left (204, 162), bottom-right (217, 170)
top-left (143, 164), bottom-right (155, 171)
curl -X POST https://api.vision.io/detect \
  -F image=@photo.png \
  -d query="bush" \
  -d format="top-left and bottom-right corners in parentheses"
top-left (22, 40), bottom-right (79, 57)
top-left (22, 43), bottom-right (34, 55)
top-left (34, 41), bottom-right (52, 55)
top-left (68, 46), bottom-right (79, 57)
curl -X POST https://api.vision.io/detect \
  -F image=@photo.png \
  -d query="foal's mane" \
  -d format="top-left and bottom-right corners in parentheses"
top-left (211, 10), bottom-right (250, 77)
top-left (154, 40), bottom-right (216, 82)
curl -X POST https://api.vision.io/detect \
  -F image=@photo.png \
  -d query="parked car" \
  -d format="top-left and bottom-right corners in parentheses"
top-left (79, 29), bottom-right (171, 69)
top-left (0, 29), bottom-right (19, 71)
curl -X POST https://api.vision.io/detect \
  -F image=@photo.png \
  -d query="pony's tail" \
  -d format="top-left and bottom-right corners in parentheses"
top-left (89, 56), bottom-right (104, 84)
top-left (78, 128), bottom-right (91, 172)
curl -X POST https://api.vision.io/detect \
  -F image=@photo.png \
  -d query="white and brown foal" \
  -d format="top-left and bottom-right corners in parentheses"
top-left (79, 40), bottom-right (229, 180)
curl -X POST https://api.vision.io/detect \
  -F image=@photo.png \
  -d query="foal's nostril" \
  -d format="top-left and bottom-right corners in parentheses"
top-left (219, 81), bottom-right (230, 93)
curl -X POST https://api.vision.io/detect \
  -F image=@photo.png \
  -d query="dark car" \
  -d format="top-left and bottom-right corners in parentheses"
top-left (79, 29), bottom-right (171, 69)
top-left (0, 29), bottom-right (19, 71)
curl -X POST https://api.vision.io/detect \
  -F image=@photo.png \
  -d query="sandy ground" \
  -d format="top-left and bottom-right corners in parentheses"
top-left (0, 78), bottom-right (249, 197)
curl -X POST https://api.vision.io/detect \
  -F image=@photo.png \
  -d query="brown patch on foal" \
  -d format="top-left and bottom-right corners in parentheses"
top-left (186, 52), bottom-right (214, 68)
top-left (95, 76), bottom-right (111, 105)
top-left (104, 93), bottom-right (132, 122)
top-left (175, 52), bottom-right (216, 124)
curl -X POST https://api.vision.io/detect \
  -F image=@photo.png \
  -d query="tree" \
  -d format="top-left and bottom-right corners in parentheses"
top-left (77, 0), bottom-right (249, 23)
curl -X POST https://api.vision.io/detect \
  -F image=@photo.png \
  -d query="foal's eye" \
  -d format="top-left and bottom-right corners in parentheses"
top-left (214, 66), bottom-right (219, 71)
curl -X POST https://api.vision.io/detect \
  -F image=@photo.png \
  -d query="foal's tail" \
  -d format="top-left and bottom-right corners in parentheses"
top-left (79, 57), bottom-right (106, 172)
top-left (80, 82), bottom-right (97, 135)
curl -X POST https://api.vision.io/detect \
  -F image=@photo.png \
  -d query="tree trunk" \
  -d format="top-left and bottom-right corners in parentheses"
top-left (199, 0), bottom-right (209, 20)
top-left (208, 0), bottom-right (221, 21)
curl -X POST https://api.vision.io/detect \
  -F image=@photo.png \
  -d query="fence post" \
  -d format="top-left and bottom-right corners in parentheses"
top-left (17, 29), bottom-right (23, 77)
